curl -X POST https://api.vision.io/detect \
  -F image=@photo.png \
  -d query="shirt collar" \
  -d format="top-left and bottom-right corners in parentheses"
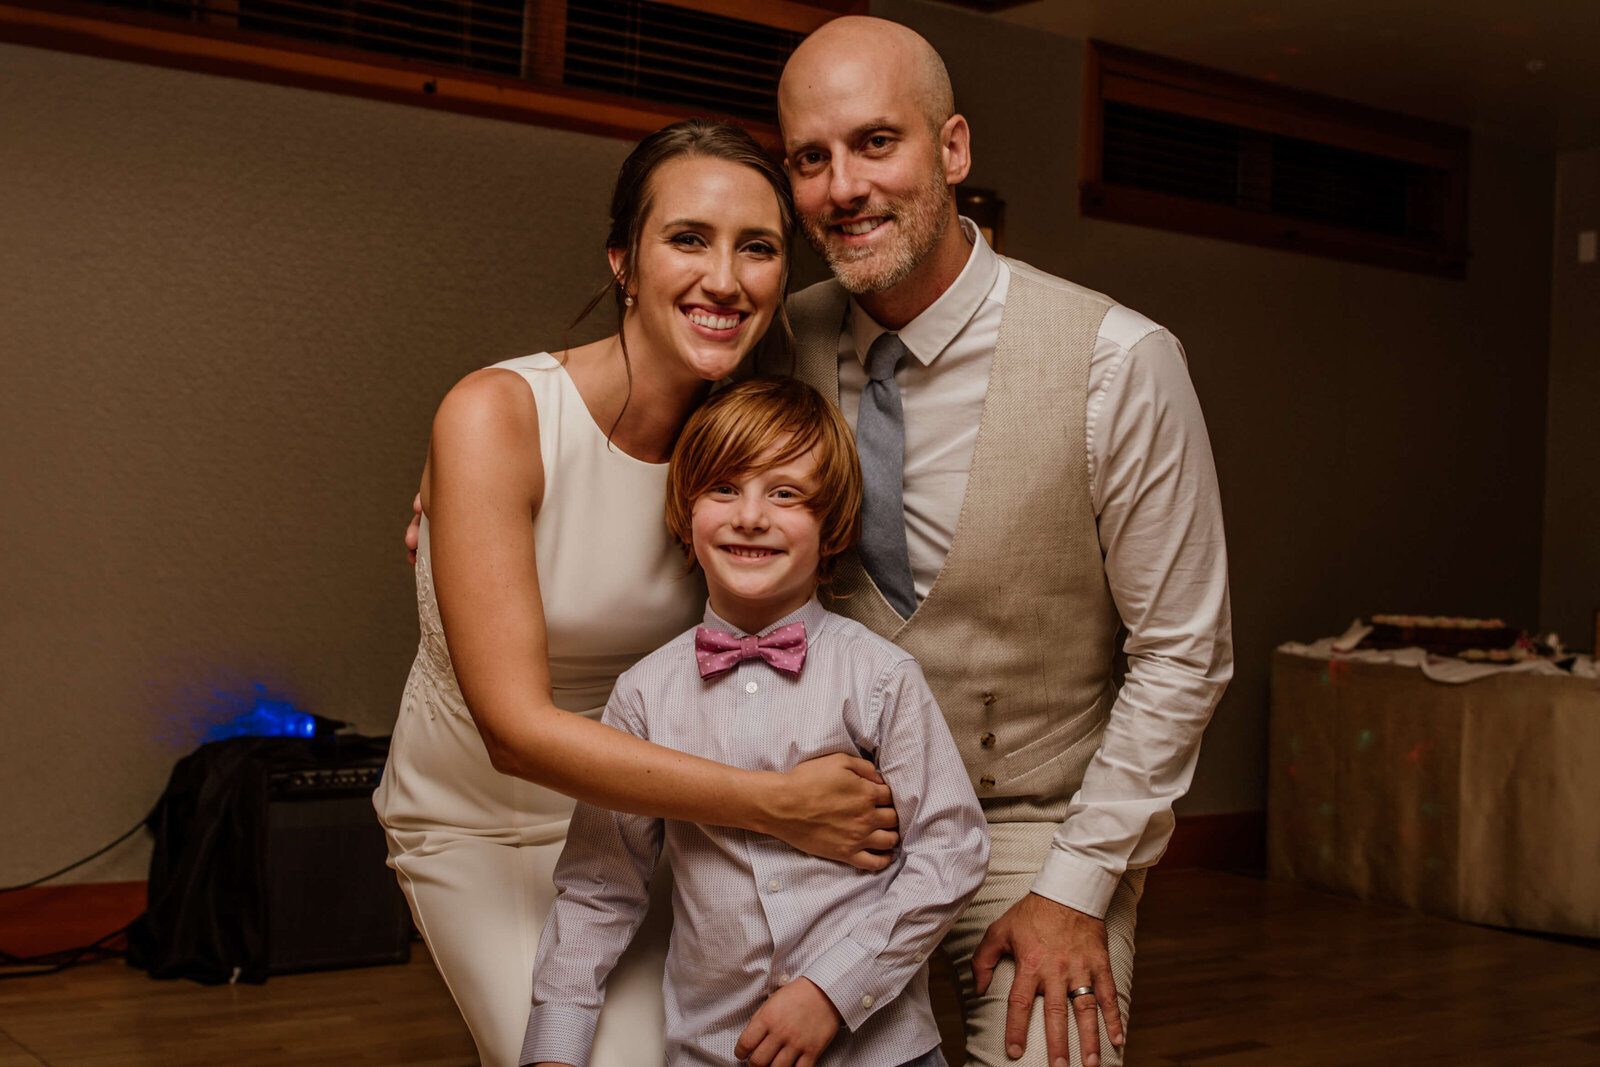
top-left (847, 216), bottom-right (999, 369)
top-left (702, 596), bottom-right (828, 639)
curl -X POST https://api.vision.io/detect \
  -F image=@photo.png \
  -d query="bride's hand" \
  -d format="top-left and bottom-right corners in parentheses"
top-left (761, 753), bottom-right (899, 870)
top-left (404, 492), bottom-right (423, 564)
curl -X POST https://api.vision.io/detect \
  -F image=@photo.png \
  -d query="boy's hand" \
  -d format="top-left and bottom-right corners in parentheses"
top-left (734, 976), bottom-right (843, 1067)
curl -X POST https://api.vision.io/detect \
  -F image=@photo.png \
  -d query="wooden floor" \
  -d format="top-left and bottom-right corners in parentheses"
top-left (3, 869), bottom-right (1597, 1065)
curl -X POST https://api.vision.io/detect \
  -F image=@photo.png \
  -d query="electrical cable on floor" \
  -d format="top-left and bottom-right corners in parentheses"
top-left (0, 922), bottom-right (133, 979)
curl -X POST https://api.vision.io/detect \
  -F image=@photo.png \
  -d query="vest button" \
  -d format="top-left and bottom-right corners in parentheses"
top-left (982, 692), bottom-right (997, 706)
top-left (980, 732), bottom-right (996, 748)
top-left (979, 774), bottom-right (996, 789)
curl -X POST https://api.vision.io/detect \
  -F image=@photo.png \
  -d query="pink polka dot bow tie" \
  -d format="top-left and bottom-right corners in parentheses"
top-left (693, 622), bottom-right (808, 679)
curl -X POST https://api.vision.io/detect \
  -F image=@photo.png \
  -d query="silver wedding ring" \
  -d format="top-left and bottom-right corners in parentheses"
top-left (1068, 985), bottom-right (1095, 1000)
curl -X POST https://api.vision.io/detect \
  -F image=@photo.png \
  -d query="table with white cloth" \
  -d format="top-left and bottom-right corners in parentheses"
top-left (1267, 643), bottom-right (1600, 938)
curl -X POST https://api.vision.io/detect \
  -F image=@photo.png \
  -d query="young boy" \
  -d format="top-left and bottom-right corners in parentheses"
top-left (521, 377), bottom-right (989, 1067)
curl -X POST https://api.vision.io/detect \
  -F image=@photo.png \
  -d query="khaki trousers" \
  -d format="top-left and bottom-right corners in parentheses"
top-left (942, 822), bottom-right (1146, 1067)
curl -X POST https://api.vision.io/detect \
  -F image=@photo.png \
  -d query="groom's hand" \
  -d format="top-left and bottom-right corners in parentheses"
top-left (972, 892), bottom-right (1121, 1067)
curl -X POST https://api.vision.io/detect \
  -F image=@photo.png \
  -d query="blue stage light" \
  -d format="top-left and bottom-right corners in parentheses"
top-left (206, 684), bottom-right (316, 741)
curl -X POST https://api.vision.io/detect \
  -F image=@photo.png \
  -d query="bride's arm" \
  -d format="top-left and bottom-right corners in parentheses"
top-left (425, 369), bottom-right (898, 869)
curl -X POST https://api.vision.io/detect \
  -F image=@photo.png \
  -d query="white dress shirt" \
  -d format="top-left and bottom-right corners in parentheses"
top-left (835, 219), bottom-right (1233, 918)
top-left (522, 598), bottom-right (990, 1067)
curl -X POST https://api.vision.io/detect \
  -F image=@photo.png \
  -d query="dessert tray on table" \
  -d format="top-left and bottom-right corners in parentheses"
top-left (1278, 615), bottom-right (1597, 684)
top-left (1356, 615), bottom-right (1533, 661)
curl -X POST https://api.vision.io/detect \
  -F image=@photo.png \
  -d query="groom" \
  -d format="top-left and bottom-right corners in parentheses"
top-left (758, 16), bottom-right (1232, 1067)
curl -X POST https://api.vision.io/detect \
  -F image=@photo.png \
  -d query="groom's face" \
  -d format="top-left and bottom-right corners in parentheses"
top-left (779, 56), bottom-right (953, 295)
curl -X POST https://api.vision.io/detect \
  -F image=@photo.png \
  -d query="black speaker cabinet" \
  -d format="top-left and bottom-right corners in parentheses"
top-left (133, 734), bottom-right (413, 984)
top-left (264, 756), bottom-right (413, 975)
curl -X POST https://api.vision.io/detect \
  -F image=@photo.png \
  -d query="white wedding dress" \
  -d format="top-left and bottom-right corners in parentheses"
top-left (374, 352), bottom-right (704, 1066)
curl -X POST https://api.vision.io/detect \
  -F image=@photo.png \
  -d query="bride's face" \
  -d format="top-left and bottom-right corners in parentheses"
top-left (612, 156), bottom-right (786, 384)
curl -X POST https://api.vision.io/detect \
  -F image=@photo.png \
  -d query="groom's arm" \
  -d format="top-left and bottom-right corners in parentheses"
top-left (975, 323), bottom-right (1233, 1067)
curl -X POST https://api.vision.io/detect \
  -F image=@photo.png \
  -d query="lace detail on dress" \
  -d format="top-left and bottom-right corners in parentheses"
top-left (410, 545), bottom-right (463, 719)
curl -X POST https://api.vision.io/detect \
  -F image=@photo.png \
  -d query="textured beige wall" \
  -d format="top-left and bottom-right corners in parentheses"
top-left (0, 1), bottom-right (1559, 886)
top-left (1541, 148), bottom-right (1600, 649)
top-left (0, 42), bottom-right (631, 884)
top-left (881, 0), bottom-right (1553, 816)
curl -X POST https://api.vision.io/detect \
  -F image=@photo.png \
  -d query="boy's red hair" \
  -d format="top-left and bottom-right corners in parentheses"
top-left (666, 377), bottom-right (862, 582)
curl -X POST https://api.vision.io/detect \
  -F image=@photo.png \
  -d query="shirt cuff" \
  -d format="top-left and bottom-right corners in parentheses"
top-left (799, 936), bottom-right (889, 1032)
top-left (1029, 848), bottom-right (1121, 920)
top-left (520, 1004), bottom-right (599, 1067)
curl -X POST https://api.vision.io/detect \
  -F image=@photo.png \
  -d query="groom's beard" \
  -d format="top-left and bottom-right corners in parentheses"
top-left (801, 165), bottom-right (952, 295)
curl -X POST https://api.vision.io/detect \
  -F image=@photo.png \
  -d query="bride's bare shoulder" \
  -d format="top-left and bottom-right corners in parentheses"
top-left (433, 364), bottom-right (543, 448)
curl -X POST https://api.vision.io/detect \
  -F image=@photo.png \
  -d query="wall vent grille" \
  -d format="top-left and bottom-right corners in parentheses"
top-left (563, 1), bottom-right (800, 125)
top-left (56, 0), bottom-right (839, 134)
top-left (1085, 42), bottom-right (1469, 276)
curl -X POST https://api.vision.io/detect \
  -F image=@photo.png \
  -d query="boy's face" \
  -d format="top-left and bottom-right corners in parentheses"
top-left (690, 445), bottom-right (823, 634)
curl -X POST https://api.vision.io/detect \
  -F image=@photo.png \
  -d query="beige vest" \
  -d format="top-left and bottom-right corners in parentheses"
top-left (773, 260), bottom-right (1121, 823)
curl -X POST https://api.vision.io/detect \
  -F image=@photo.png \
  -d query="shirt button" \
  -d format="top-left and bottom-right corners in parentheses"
top-left (860, 994), bottom-right (874, 1009)
top-left (979, 774), bottom-right (996, 789)
top-left (746, 681), bottom-right (759, 694)
top-left (982, 691), bottom-right (997, 706)
top-left (980, 732), bottom-right (997, 747)
top-left (914, 951), bottom-right (925, 963)
top-left (768, 878), bottom-right (780, 892)
top-left (779, 972), bottom-right (792, 984)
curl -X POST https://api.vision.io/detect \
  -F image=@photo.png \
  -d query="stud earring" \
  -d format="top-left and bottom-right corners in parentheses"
top-left (624, 293), bottom-right (634, 307)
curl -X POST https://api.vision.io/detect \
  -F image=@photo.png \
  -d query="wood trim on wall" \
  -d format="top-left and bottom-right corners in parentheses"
top-left (0, 0), bottom-right (863, 145)
top-left (1081, 182), bottom-right (1469, 278)
top-left (1158, 811), bottom-right (1266, 873)
top-left (0, 880), bottom-right (146, 960)
top-left (0, 815), bottom-right (1266, 958)
top-left (648, 0), bottom-right (856, 34)
top-left (1092, 42), bottom-right (1468, 169)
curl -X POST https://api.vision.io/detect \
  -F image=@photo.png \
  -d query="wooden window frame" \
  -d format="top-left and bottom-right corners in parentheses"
top-left (0, 0), bottom-right (864, 145)
top-left (1082, 40), bottom-right (1471, 278)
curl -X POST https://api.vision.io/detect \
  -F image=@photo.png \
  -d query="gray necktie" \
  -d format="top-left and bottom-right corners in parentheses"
top-left (856, 332), bottom-right (917, 619)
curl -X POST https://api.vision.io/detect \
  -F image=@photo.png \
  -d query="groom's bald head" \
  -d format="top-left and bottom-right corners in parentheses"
top-left (779, 16), bottom-right (955, 140)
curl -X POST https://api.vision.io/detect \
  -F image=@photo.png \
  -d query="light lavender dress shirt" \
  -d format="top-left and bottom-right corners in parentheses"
top-left (835, 219), bottom-right (1233, 918)
top-left (522, 598), bottom-right (990, 1067)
